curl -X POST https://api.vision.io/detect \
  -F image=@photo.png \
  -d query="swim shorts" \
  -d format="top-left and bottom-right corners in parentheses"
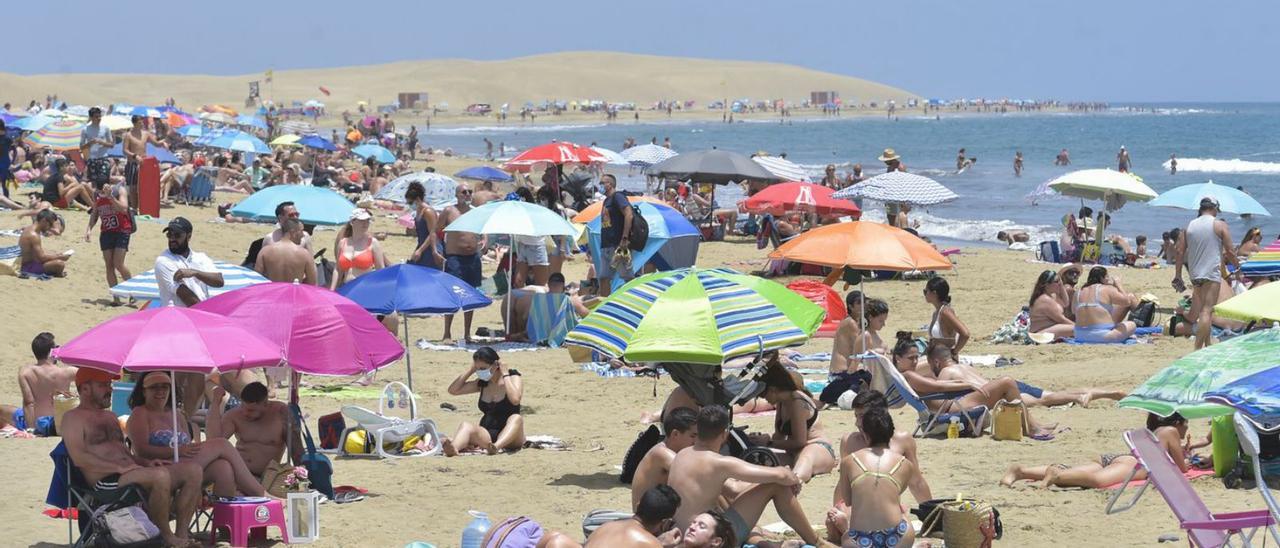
top-left (1015, 381), bottom-right (1044, 399)
top-left (99, 231), bottom-right (131, 251)
top-left (13, 409), bottom-right (56, 436)
top-left (21, 261), bottom-right (45, 275)
top-left (724, 507), bottom-right (752, 546)
top-left (445, 253), bottom-right (483, 288)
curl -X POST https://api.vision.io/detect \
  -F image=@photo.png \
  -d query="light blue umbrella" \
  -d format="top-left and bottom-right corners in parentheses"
top-left (177, 125), bottom-right (206, 139)
top-left (110, 261), bottom-right (267, 300)
top-left (10, 114), bottom-right (57, 131)
top-left (229, 185), bottom-right (355, 225)
top-left (587, 202), bottom-right (700, 275)
top-left (235, 115), bottom-right (268, 131)
top-left (107, 142), bottom-right (181, 165)
top-left (352, 143), bottom-right (396, 164)
top-left (196, 128), bottom-right (271, 154)
top-left (126, 106), bottom-right (165, 119)
top-left (1149, 180), bottom-right (1270, 217)
top-left (443, 200), bottom-right (576, 237)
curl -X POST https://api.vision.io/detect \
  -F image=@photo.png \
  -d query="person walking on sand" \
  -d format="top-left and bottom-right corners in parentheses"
top-left (1173, 197), bottom-right (1241, 350)
top-left (1014, 151), bottom-right (1024, 177)
top-left (84, 179), bottom-right (133, 305)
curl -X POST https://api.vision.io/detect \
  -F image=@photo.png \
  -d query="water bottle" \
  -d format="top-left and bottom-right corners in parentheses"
top-left (461, 510), bottom-right (490, 548)
top-left (946, 416), bottom-right (961, 440)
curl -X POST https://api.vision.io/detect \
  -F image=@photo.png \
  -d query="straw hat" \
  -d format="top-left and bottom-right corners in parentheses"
top-left (1028, 332), bottom-right (1055, 344)
top-left (878, 148), bottom-right (900, 162)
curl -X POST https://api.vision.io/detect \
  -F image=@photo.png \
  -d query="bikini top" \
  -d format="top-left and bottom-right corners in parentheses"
top-left (928, 305), bottom-right (950, 340)
top-left (1075, 286), bottom-right (1115, 315)
top-left (338, 241), bottom-right (375, 272)
top-left (149, 429), bottom-right (192, 448)
top-left (775, 395), bottom-right (819, 437)
top-left (851, 452), bottom-right (905, 490)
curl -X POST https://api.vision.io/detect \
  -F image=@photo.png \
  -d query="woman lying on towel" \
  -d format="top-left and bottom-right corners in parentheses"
top-left (747, 353), bottom-right (837, 484)
top-left (442, 347), bottom-right (526, 456)
top-left (924, 342), bottom-right (1127, 408)
top-left (1000, 413), bottom-right (1206, 489)
top-left (893, 338), bottom-right (1057, 439)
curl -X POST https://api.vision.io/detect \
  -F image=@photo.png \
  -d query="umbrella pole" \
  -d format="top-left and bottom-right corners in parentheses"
top-left (403, 315), bottom-right (414, 392)
top-left (507, 233), bottom-right (515, 336)
top-left (170, 370), bottom-right (180, 463)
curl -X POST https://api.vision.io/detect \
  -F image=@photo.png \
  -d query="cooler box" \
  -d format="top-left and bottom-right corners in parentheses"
top-left (111, 381), bottom-right (135, 416)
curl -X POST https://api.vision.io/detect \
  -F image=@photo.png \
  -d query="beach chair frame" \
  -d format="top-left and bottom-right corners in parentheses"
top-left (864, 352), bottom-right (990, 438)
top-left (56, 444), bottom-right (149, 547)
top-left (1233, 412), bottom-right (1280, 542)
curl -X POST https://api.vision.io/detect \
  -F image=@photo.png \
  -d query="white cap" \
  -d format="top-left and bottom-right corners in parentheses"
top-left (837, 390), bottom-right (858, 410)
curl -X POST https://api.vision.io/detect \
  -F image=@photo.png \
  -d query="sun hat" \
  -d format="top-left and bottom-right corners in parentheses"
top-left (878, 148), bottom-right (900, 162)
top-left (349, 208), bottom-right (372, 221)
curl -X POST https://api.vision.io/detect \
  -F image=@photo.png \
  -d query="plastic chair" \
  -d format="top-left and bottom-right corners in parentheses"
top-left (182, 166), bottom-right (216, 204)
top-left (211, 499), bottom-right (289, 547)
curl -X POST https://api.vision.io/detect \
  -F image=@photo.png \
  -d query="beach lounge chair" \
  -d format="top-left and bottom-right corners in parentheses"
top-left (1233, 413), bottom-right (1280, 537)
top-left (182, 166), bottom-right (216, 204)
top-left (337, 382), bottom-right (441, 458)
top-left (48, 441), bottom-right (150, 547)
top-left (1105, 428), bottom-right (1277, 547)
top-left (865, 352), bottom-right (989, 438)
top-left (525, 292), bottom-right (578, 347)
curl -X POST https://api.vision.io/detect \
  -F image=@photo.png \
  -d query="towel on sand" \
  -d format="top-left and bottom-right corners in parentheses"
top-left (416, 339), bottom-right (544, 352)
top-left (1103, 468), bottom-right (1214, 490)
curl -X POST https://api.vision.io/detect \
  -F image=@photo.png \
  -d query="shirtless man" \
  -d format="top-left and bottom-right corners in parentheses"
top-left (668, 406), bottom-right (826, 547)
top-left (19, 209), bottom-right (72, 277)
top-left (207, 382), bottom-right (299, 497)
top-left (631, 407), bottom-right (698, 510)
top-left (0, 333), bottom-right (76, 436)
top-left (159, 161), bottom-right (193, 205)
top-left (61, 367), bottom-right (203, 548)
top-left (587, 485), bottom-right (682, 548)
top-left (123, 115), bottom-right (165, 209)
top-left (254, 218), bottom-right (316, 284)
top-left (441, 184), bottom-right (486, 341)
top-left (472, 180), bottom-right (501, 206)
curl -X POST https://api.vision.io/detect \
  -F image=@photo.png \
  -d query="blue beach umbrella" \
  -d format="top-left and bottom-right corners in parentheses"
top-left (107, 142), bottom-right (181, 165)
top-left (352, 143), bottom-right (396, 164)
top-left (126, 106), bottom-right (165, 119)
top-left (10, 114), bottom-right (57, 131)
top-left (177, 125), bottom-right (205, 139)
top-left (454, 166), bottom-right (513, 182)
top-left (298, 134), bottom-right (337, 152)
top-left (235, 115), bottom-right (268, 131)
top-left (587, 201), bottom-right (700, 275)
top-left (1149, 180), bottom-right (1270, 217)
top-left (196, 128), bottom-right (271, 154)
top-left (229, 185), bottom-right (354, 225)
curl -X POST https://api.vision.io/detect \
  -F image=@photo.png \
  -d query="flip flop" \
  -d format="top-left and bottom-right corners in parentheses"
top-left (332, 490), bottom-right (364, 504)
top-left (1030, 432), bottom-right (1056, 441)
top-left (334, 485), bottom-right (368, 495)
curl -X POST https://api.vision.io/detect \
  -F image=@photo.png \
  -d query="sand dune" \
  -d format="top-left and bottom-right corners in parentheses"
top-left (0, 51), bottom-right (916, 113)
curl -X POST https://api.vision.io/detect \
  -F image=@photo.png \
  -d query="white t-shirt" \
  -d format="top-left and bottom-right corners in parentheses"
top-left (154, 249), bottom-right (217, 306)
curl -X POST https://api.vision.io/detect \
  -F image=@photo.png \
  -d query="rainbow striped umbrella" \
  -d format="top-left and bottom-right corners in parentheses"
top-left (564, 268), bottom-right (823, 364)
top-left (1239, 239), bottom-right (1280, 278)
top-left (26, 119), bottom-right (85, 151)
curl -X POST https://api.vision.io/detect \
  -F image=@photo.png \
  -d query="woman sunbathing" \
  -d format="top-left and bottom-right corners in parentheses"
top-left (442, 347), bottom-right (526, 456)
top-left (1073, 266), bottom-right (1137, 343)
top-left (926, 346), bottom-right (1126, 408)
top-left (749, 353), bottom-right (836, 484)
top-left (1001, 413), bottom-right (1202, 488)
top-left (1028, 269), bottom-right (1075, 339)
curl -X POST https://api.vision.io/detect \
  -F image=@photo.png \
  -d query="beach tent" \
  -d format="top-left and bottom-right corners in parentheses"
top-left (586, 201), bottom-right (700, 275)
top-left (786, 279), bottom-right (846, 337)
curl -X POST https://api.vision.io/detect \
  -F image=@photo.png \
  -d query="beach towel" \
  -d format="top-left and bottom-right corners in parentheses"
top-left (525, 293), bottom-right (577, 348)
top-left (1062, 326), bottom-right (1163, 345)
top-left (416, 339), bottom-right (544, 353)
top-left (989, 309), bottom-right (1034, 345)
top-left (785, 351), bottom-right (832, 363)
top-left (299, 385), bottom-right (386, 400)
top-left (581, 362), bottom-right (640, 378)
top-left (1102, 468), bottom-right (1214, 490)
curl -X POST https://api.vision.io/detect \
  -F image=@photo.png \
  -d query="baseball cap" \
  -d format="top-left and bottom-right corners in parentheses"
top-left (1200, 197), bottom-right (1220, 210)
top-left (75, 367), bottom-right (120, 385)
top-left (163, 216), bottom-right (194, 235)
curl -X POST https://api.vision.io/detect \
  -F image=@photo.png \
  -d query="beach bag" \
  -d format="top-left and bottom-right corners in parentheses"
top-left (582, 509), bottom-right (633, 538)
top-left (627, 205), bottom-right (648, 251)
top-left (1129, 299), bottom-right (1158, 328)
top-left (610, 247), bottom-right (633, 275)
top-left (292, 404), bottom-right (335, 499)
top-left (917, 498), bottom-right (1001, 546)
top-left (95, 505), bottom-right (162, 548)
top-left (482, 516), bottom-right (544, 548)
top-left (317, 412), bottom-right (346, 451)
top-left (991, 400), bottom-right (1025, 441)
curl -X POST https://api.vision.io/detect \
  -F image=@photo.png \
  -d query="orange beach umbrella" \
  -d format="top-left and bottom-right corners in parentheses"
top-left (572, 195), bottom-right (667, 223)
top-left (768, 221), bottom-right (952, 272)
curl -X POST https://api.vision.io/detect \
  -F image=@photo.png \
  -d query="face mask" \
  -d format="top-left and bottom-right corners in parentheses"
top-left (475, 368), bottom-right (493, 382)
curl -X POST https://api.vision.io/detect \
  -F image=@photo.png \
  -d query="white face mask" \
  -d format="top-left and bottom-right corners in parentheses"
top-left (475, 368), bottom-right (493, 382)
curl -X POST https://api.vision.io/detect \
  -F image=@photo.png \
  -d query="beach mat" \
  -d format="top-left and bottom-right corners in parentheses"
top-left (416, 339), bottom-right (545, 353)
top-left (299, 385), bottom-right (386, 400)
top-left (1103, 468), bottom-right (1214, 490)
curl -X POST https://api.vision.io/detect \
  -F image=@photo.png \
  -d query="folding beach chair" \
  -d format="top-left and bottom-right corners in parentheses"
top-left (1106, 427), bottom-right (1278, 547)
top-left (1233, 413), bottom-right (1280, 535)
top-left (525, 292), bottom-right (578, 347)
top-left (865, 352), bottom-right (989, 438)
top-left (181, 166), bottom-right (216, 204)
top-left (48, 441), bottom-right (150, 548)
top-left (337, 381), bottom-right (441, 458)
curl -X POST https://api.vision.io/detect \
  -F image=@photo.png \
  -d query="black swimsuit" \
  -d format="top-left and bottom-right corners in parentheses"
top-left (775, 395), bottom-right (819, 437)
top-left (478, 369), bottom-right (521, 440)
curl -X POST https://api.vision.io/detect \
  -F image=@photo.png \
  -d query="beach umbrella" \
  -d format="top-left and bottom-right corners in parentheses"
top-left (352, 143), bottom-right (396, 164)
top-left (65, 105), bottom-right (91, 117)
top-left (165, 111), bottom-right (196, 128)
top-left (742, 182), bottom-right (861, 216)
top-left (26, 119), bottom-right (85, 151)
top-left (648, 149), bottom-right (782, 185)
top-left (229, 185), bottom-right (354, 225)
top-left (586, 201), bottom-right (700, 275)
top-left (1239, 239), bottom-right (1280, 278)
top-left (235, 114), bottom-right (268, 131)
top-left (336, 264), bottom-right (492, 389)
top-left (768, 221), bottom-right (952, 271)
top-left (199, 111), bottom-right (236, 125)
top-left (571, 195), bottom-right (667, 223)
top-left (1149, 180), bottom-right (1270, 217)
top-left (1118, 328), bottom-right (1280, 419)
top-left (833, 171), bottom-right (958, 206)
top-left (106, 142), bottom-right (180, 165)
top-left (503, 141), bottom-right (607, 172)
top-left (278, 120), bottom-right (316, 135)
top-left (752, 155), bottom-right (812, 182)
top-left (1, 111), bottom-right (26, 125)
top-left (1215, 283), bottom-right (1280, 323)
top-left (564, 267), bottom-right (824, 364)
top-left (1046, 168), bottom-right (1157, 209)
top-left (374, 171), bottom-right (458, 209)
top-left (298, 134), bottom-right (337, 152)
top-left (40, 108), bottom-right (67, 118)
top-left (620, 143), bottom-right (677, 167)
top-left (177, 125), bottom-right (206, 139)
top-left (1202, 353), bottom-right (1280, 426)
top-left (126, 106), bottom-right (165, 119)
top-left (109, 260), bottom-right (267, 300)
top-left (10, 113), bottom-right (56, 131)
top-left (454, 165), bottom-right (514, 183)
top-left (100, 115), bottom-right (132, 131)
top-left (591, 146), bottom-right (629, 167)
top-left (270, 134), bottom-right (301, 147)
top-left (196, 128), bottom-right (270, 154)
top-left (195, 282), bottom-right (405, 377)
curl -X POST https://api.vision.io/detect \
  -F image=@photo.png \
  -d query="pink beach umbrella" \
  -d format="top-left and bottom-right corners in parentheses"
top-left (194, 282), bottom-right (405, 377)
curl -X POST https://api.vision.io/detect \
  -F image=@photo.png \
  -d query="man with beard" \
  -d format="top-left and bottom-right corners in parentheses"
top-left (154, 216), bottom-right (223, 413)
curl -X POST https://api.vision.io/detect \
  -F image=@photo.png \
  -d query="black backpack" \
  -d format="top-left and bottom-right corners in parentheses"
top-left (628, 205), bottom-right (648, 251)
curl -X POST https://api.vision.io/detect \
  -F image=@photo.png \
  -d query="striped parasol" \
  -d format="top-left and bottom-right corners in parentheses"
top-left (26, 119), bottom-right (86, 151)
top-left (109, 261), bottom-right (268, 300)
top-left (752, 155), bottom-right (812, 182)
top-left (620, 143), bottom-right (678, 166)
top-left (833, 171), bottom-right (958, 206)
top-left (1240, 239), bottom-right (1280, 277)
top-left (565, 268), bottom-right (824, 364)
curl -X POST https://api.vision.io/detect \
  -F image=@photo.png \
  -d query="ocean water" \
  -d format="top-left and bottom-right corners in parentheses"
top-left (421, 103), bottom-right (1280, 246)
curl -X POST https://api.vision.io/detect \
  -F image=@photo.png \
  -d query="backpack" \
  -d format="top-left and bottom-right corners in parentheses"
top-left (1128, 299), bottom-right (1158, 328)
top-left (482, 516), bottom-right (544, 548)
top-left (620, 425), bottom-right (663, 484)
top-left (317, 411), bottom-right (346, 451)
top-left (627, 205), bottom-right (649, 251)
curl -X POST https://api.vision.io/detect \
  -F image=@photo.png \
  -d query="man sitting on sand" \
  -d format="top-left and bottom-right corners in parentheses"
top-left (19, 209), bottom-right (72, 277)
top-left (631, 407), bottom-right (698, 510)
top-left (62, 367), bottom-right (205, 548)
top-left (207, 382), bottom-right (300, 498)
top-left (668, 406), bottom-right (827, 547)
top-left (254, 218), bottom-right (316, 284)
top-left (586, 485), bottom-right (683, 547)
top-left (0, 332), bottom-right (77, 436)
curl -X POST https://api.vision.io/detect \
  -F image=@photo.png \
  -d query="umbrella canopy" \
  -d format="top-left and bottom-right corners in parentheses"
top-left (1047, 169), bottom-right (1158, 207)
top-left (199, 111), bottom-right (236, 124)
top-left (587, 202), bottom-right (700, 274)
top-left (572, 195), bottom-right (667, 223)
top-left (503, 142), bottom-right (606, 172)
top-left (374, 171), bottom-right (458, 209)
top-left (236, 115), bottom-right (268, 130)
top-left (752, 155), bottom-right (812, 182)
top-left (110, 260), bottom-right (267, 300)
top-left (1118, 328), bottom-right (1280, 419)
top-left (26, 119), bottom-right (85, 151)
top-left (768, 221), bottom-right (953, 271)
top-left (52, 307), bottom-right (283, 373)
top-left (1149, 180), bottom-right (1271, 217)
top-left (591, 146), bottom-right (629, 166)
top-left (107, 142), bottom-right (181, 165)
top-left (742, 182), bottom-right (861, 216)
top-left (125, 106), bottom-right (165, 119)
top-left (1215, 283), bottom-right (1280, 323)
top-left (564, 267), bottom-right (824, 364)
top-left (1203, 354), bottom-right (1280, 425)
top-left (833, 171), bottom-right (958, 206)
top-left (454, 166), bottom-right (514, 182)
top-left (10, 113), bottom-right (58, 131)
top-left (352, 143), bottom-right (396, 164)
top-left (648, 149), bottom-right (782, 185)
top-left (270, 134), bottom-right (301, 147)
top-left (229, 185), bottom-right (354, 225)
top-left (165, 111), bottom-right (196, 128)
top-left (195, 282), bottom-right (405, 376)
top-left (298, 134), bottom-right (337, 152)
top-left (336, 263), bottom-right (492, 315)
top-left (444, 200), bottom-right (577, 237)
top-left (204, 104), bottom-right (238, 116)
top-left (177, 125), bottom-right (206, 139)
top-left (100, 115), bottom-right (132, 131)
top-left (196, 129), bottom-right (271, 154)
top-left (1239, 239), bottom-right (1280, 278)
top-left (620, 143), bottom-right (678, 166)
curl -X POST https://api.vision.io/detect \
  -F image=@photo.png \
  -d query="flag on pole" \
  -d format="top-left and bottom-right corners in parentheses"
top-left (264, 69), bottom-right (273, 83)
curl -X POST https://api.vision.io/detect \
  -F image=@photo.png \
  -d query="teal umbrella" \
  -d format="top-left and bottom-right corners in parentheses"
top-left (353, 144), bottom-right (396, 164)
top-left (1119, 328), bottom-right (1280, 419)
top-left (229, 185), bottom-right (354, 225)
top-left (1149, 180), bottom-right (1270, 217)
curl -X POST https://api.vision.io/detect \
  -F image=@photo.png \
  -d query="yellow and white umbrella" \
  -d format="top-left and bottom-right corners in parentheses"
top-left (1047, 168), bottom-right (1157, 207)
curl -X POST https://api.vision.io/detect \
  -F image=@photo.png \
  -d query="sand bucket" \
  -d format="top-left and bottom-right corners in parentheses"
top-left (53, 393), bottom-right (79, 435)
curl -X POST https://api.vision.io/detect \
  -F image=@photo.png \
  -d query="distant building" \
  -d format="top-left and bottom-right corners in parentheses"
top-left (398, 92), bottom-right (429, 110)
top-left (810, 91), bottom-right (839, 106)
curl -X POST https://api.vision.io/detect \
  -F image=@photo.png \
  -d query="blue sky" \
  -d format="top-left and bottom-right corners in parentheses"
top-left (15, 0), bottom-right (1279, 102)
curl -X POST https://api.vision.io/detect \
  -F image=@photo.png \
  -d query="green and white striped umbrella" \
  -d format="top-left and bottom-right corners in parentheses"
top-left (565, 268), bottom-right (823, 365)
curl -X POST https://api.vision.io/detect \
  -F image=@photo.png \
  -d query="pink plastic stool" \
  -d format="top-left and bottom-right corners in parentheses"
top-left (211, 500), bottom-right (290, 547)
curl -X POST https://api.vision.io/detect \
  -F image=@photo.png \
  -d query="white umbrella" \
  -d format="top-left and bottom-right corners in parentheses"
top-left (199, 111), bottom-right (236, 125)
top-left (752, 155), bottom-right (811, 182)
top-left (375, 171), bottom-right (459, 210)
top-left (1047, 168), bottom-right (1157, 209)
top-left (620, 143), bottom-right (678, 166)
top-left (591, 146), bottom-right (629, 167)
top-left (833, 171), bottom-right (958, 206)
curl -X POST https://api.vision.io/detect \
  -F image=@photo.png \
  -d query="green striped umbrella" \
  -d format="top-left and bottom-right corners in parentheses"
top-left (565, 268), bottom-right (824, 365)
top-left (1118, 328), bottom-right (1280, 419)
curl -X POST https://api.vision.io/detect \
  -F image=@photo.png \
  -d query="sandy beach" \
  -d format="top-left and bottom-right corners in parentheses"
top-left (0, 154), bottom-right (1265, 546)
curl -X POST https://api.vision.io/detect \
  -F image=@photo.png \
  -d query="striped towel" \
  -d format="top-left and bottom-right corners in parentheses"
top-left (526, 293), bottom-right (577, 348)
